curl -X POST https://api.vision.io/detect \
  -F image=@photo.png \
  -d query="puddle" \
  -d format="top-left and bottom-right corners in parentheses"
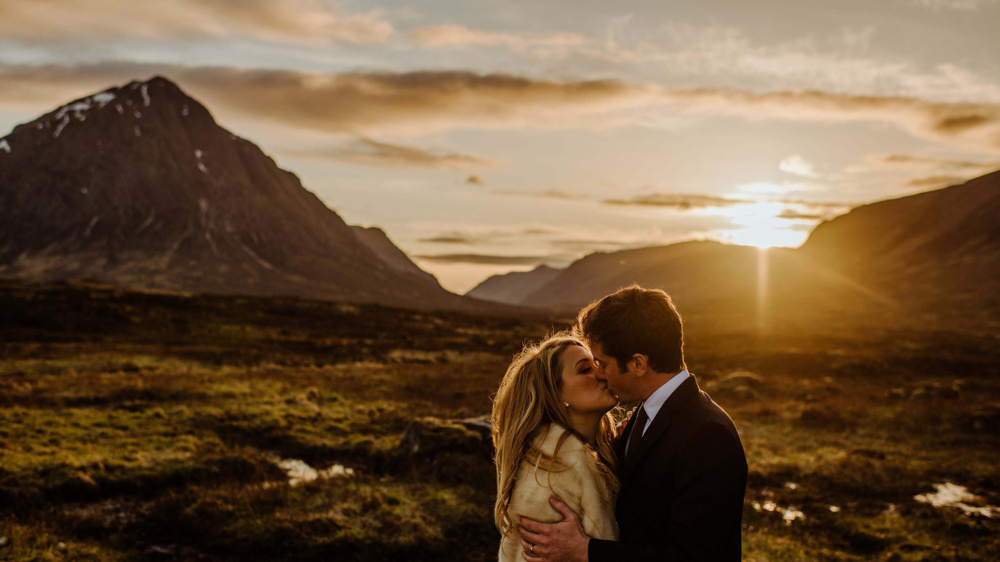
top-left (914, 483), bottom-right (997, 518)
top-left (270, 459), bottom-right (355, 487)
top-left (752, 501), bottom-right (806, 525)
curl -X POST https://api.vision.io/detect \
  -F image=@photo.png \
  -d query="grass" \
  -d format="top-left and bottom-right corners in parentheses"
top-left (0, 280), bottom-right (998, 560)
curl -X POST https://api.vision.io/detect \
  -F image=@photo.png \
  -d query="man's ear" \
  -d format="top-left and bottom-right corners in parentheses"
top-left (632, 354), bottom-right (648, 378)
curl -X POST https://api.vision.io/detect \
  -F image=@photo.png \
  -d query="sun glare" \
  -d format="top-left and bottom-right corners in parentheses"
top-left (728, 226), bottom-right (805, 249)
top-left (697, 201), bottom-right (810, 249)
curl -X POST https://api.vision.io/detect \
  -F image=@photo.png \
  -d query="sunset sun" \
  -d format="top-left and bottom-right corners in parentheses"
top-left (709, 201), bottom-right (809, 249)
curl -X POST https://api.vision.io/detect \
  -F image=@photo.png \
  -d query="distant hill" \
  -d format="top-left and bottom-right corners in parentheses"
top-left (801, 170), bottom-right (1000, 298)
top-left (0, 76), bottom-right (507, 313)
top-left (494, 172), bottom-right (1000, 332)
top-left (520, 241), bottom-right (758, 310)
top-left (466, 265), bottom-right (562, 304)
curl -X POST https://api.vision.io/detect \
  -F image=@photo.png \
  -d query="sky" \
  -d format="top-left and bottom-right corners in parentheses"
top-left (2, 0), bottom-right (999, 293)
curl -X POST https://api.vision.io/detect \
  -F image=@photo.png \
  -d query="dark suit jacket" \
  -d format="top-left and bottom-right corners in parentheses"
top-left (589, 375), bottom-right (748, 561)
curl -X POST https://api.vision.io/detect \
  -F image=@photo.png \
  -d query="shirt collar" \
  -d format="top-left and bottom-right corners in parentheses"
top-left (642, 369), bottom-right (690, 427)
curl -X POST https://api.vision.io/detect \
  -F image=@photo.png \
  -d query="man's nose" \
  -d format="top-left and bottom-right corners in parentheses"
top-left (594, 366), bottom-right (607, 381)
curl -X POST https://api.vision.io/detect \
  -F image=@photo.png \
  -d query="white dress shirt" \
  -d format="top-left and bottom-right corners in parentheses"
top-left (627, 369), bottom-right (690, 451)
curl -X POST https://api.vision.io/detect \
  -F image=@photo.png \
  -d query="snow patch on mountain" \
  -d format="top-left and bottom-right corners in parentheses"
top-left (93, 92), bottom-right (116, 106)
top-left (0, 139), bottom-right (10, 154)
top-left (195, 149), bottom-right (209, 173)
top-left (53, 116), bottom-right (70, 138)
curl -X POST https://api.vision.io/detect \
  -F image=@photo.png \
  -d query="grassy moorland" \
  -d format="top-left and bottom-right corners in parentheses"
top-left (0, 280), bottom-right (998, 561)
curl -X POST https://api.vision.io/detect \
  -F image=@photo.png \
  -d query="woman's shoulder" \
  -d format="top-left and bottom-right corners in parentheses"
top-left (532, 423), bottom-right (589, 460)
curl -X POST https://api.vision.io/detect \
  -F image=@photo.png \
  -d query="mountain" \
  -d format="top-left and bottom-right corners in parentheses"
top-left (520, 242), bottom-right (759, 310)
top-left (501, 172), bottom-right (1000, 331)
top-left (0, 76), bottom-right (502, 312)
top-left (801, 171), bottom-right (1000, 294)
top-left (351, 226), bottom-right (441, 288)
top-left (466, 264), bottom-right (562, 304)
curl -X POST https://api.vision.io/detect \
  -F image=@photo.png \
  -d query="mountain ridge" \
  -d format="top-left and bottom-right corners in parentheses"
top-left (0, 76), bottom-right (512, 313)
top-left (480, 173), bottom-right (1000, 331)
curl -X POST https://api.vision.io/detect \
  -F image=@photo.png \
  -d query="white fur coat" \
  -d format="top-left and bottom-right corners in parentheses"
top-left (499, 424), bottom-right (619, 561)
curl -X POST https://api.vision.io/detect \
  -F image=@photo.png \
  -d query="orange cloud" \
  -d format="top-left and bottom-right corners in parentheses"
top-left (3, 64), bottom-right (999, 152)
top-left (603, 194), bottom-right (743, 209)
top-left (0, 0), bottom-right (392, 45)
top-left (660, 88), bottom-right (1000, 152)
top-left (867, 153), bottom-right (998, 171)
top-left (408, 25), bottom-right (587, 50)
top-left (904, 174), bottom-right (969, 188)
top-left (284, 137), bottom-right (492, 170)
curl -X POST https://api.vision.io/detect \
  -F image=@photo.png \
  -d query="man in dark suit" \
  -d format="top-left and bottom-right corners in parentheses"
top-left (519, 285), bottom-right (748, 561)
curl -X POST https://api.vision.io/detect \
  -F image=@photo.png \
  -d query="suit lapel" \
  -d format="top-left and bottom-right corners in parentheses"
top-left (620, 375), bottom-right (699, 484)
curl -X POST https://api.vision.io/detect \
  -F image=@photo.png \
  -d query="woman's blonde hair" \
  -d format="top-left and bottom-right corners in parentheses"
top-left (491, 332), bottom-right (619, 537)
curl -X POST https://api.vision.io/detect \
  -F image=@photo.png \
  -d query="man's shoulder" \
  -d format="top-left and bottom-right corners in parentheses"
top-left (674, 388), bottom-right (742, 440)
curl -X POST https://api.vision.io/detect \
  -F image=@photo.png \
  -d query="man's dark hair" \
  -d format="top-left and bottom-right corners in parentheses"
top-left (574, 285), bottom-right (685, 374)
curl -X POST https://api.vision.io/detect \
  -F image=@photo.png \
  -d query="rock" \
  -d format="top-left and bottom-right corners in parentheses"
top-left (798, 407), bottom-right (851, 429)
top-left (387, 417), bottom-right (493, 484)
top-left (958, 405), bottom-right (1000, 434)
top-left (886, 388), bottom-right (906, 400)
top-left (394, 417), bottom-right (484, 459)
top-left (707, 371), bottom-right (763, 404)
top-left (0, 536), bottom-right (8, 547)
top-left (458, 416), bottom-right (491, 436)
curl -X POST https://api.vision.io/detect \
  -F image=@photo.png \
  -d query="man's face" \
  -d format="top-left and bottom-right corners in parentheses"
top-left (590, 341), bottom-right (641, 403)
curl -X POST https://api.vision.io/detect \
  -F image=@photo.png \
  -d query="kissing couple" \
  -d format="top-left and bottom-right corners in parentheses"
top-left (492, 285), bottom-right (748, 561)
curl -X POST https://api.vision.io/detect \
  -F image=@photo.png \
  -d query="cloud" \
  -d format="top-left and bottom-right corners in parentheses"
top-left (406, 24), bottom-right (635, 63)
top-left (418, 235), bottom-right (479, 244)
top-left (779, 155), bottom-right (820, 178)
top-left (548, 239), bottom-right (637, 252)
top-left (905, 0), bottom-right (999, 10)
top-left (603, 193), bottom-right (742, 209)
top-left (3, 64), bottom-right (1000, 151)
top-left (776, 209), bottom-right (824, 220)
top-left (654, 22), bottom-right (1000, 103)
top-left (866, 153), bottom-right (998, 171)
top-left (0, 0), bottom-right (393, 45)
top-left (415, 254), bottom-right (547, 265)
top-left (904, 174), bottom-right (969, 188)
top-left (177, 67), bottom-right (647, 136)
top-left (492, 189), bottom-right (583, 200)
top-left (660, 87), bottom-right (1000, 152)
top-left (284, 137), bottom-right (491, 170)
top-left (465, 175), bottom-right (485, 185)
top-left (408, 25), bottom-right (586, 50)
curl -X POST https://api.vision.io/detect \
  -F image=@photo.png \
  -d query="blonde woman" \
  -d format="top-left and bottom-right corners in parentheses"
top-left (492, 333), bottom-right (620, 561)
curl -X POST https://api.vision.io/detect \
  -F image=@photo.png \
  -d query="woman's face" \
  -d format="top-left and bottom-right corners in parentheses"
top-left (559, 345), bottom-right (618, 414)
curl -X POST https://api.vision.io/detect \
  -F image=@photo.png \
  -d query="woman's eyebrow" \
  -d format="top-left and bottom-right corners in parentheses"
top-left (576, 358), bottom-right (590, 367)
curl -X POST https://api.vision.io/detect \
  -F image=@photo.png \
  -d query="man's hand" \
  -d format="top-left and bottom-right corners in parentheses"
top-left (518, 498), bottom-right (590, 562)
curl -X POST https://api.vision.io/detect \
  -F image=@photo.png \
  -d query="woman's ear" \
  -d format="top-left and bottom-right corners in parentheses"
top-left (632, 354), bottom-right (648, 377)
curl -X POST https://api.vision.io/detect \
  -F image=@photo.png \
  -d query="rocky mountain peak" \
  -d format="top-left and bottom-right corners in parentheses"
top-left (0, 77), bottom-right (502, 312)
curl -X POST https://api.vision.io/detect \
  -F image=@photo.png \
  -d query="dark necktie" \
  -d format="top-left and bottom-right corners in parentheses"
top-left (626, 403), bottom-right (649, 461)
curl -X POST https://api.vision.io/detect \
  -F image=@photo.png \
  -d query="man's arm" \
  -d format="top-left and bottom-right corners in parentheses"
top-left (518, 498), bottom-right (590, 562)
